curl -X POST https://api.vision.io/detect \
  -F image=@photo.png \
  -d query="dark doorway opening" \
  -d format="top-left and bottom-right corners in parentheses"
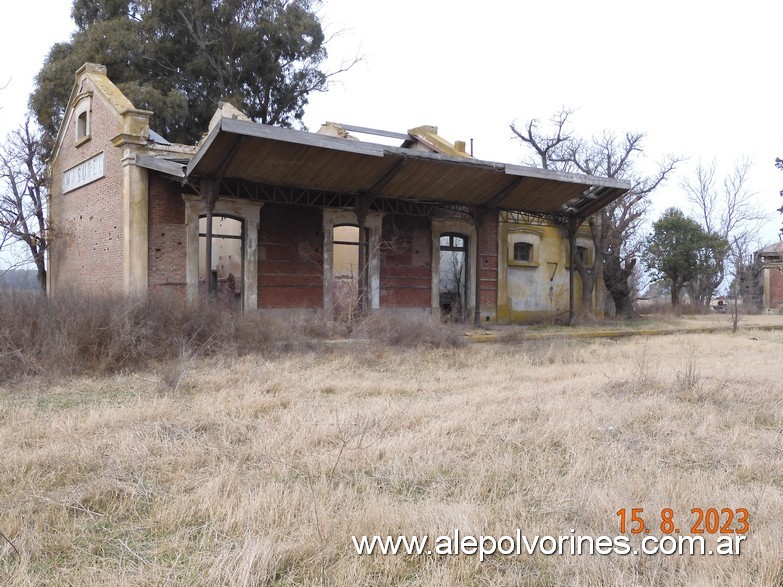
top-left (439, 233), bottom-right (468, 321)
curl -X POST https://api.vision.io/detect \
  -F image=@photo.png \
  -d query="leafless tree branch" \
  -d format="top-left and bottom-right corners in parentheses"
top-left (0, 118), bottom-right (49, 291)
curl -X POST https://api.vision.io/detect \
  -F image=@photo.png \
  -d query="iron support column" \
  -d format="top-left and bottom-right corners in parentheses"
top-left (567, 216), bottom-right (578, 326)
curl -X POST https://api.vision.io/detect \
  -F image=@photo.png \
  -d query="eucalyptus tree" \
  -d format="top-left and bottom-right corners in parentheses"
top-left (31, 0), bottom-right (353, 148)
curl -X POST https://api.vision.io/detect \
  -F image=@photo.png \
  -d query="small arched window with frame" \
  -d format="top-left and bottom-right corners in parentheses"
top-left (74, 95), bottom-right (92, 145)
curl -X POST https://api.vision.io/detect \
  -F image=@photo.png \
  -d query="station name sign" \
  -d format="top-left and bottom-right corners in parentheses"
top-left (63, 152), bottom-right (105, 193)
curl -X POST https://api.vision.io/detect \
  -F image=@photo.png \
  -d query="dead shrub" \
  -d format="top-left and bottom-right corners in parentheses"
top-left (350, 311), bottom-right (465, 348)
top-left (676, 351), bottom-right (703, 394)
top-left (640, 299), bottom-right (709, 316)
top-left (0, 291), bottom-right (252, 381)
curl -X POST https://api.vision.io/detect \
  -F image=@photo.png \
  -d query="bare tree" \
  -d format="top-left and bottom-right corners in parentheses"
top-left (512, 113), bottom-right (680, 319)
top-left (571, 134), bottom-right (680, 318)
top-left (0, 118), bottom-right (48, 291)
top-left (681, 158), bottom-right (765, 307)
top-left (510, 108), bottom-right (575, 171)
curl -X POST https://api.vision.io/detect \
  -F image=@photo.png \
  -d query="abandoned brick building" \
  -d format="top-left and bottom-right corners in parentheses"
top-left (758, 242), bottom-right (783, 311)
top-left (47, 63), bottom-right (631, 324)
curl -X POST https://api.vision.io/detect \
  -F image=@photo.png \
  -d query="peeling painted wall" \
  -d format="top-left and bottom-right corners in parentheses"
top-left (498, 218), bottom-right (597, 323)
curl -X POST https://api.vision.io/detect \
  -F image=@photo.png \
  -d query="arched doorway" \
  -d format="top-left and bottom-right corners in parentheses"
top-left (439, 232), bottom-right (468, 321)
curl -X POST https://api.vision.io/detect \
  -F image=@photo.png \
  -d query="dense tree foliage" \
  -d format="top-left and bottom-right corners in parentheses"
top-left (31, 0), bottom-right (338, 147)
top-left (644, 208), bottom-right (729, 309)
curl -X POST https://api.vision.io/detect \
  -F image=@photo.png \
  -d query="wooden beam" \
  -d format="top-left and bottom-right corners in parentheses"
top-left (331, 122), bottom-right (410, 141)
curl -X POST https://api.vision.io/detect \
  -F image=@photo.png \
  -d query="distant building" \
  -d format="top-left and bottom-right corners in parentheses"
top-left (46, 63), bottom-right (630, 324)
top-left (757, 242), bottom-right (783, 311)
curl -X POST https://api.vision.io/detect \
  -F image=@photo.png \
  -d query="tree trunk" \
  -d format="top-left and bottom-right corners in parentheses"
top-left (36, 262), bottom-right (46, 293)
top-left (579, 269), bottom-right (596, 319)
top-left (671, 281), bottom-right (680, 309)
top-left (603, 256), bottom-right (639, 319)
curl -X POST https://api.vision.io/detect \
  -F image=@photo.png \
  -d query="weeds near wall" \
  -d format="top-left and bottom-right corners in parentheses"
top-left (0, 291), bottom-right (468, 382)
top-left (0, 291), bottom-right (240, 381)
top-left (351, 311), bottom-right (465, 348)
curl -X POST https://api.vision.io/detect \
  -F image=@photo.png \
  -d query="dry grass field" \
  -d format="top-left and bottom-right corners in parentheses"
top-left (2, 325), bottom-right (783, 585)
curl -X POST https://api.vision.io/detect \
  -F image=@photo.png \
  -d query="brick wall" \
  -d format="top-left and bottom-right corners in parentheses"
top-left (478, 216), bottom-right (498, 315)
top-left (148, 173), bottom-right (186, 294)
top-left (379, 214), bottom-right (431, 308)
top-left (770, 267), bottom-right (783, 309)
top-left (258, 204), bottom-right (323, 308)
top-left (49, 82), bottom-right (125, 295)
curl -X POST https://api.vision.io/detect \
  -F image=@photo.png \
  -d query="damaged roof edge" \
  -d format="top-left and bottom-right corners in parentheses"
top-left (505, 163), bottom-right (632, 191)
top-left (186, 117), bottom-right (387, 178)
top-left (134, 154), bottom-right (187, 177)
top-left (382, 145), bottom-right (503, 170)
top-left (185, 119), bottom-right (226, 177)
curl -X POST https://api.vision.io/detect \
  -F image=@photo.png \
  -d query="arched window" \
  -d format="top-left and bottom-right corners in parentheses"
top-left (77, 112), bottom-right (89, 141)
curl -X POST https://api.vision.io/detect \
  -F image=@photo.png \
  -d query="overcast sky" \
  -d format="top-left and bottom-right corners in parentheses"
top-left (2, 0), bottom-right (781, 249)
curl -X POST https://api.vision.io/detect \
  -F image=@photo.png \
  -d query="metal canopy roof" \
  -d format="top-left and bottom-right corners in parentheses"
top-left (185, 117), bottom-right (631, 219)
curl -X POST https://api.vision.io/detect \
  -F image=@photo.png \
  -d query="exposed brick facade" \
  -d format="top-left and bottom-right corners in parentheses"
top-left (147, 174), bottom-right (186, 294)
top-left (49, 80), bottom-right (126, 295)
top-left (379, 214), bottom-right (431, 308)
top-left (477, 216), bottom-right (498, 314)
top-left (258, 204), bottom-right (323, 308)
top-left (769, 267), bottom-right (783, 309)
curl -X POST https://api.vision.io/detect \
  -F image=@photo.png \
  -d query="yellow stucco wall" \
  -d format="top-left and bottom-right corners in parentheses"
top-left (497, 216), bottom-right (599, 323)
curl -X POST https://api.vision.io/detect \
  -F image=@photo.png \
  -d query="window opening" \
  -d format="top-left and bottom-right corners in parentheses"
top-left (77, 111), bottom-right (89, 141)
top-left (199, 215), bottom-right (243, 307)
top-left (514, 241), bottom-right (533, 262)
top-left (439, 233), bottom-right (468, 321)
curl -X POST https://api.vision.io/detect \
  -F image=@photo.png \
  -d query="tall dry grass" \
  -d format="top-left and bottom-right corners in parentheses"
top-left (1, 322), bottom-right (783, 584)
top-left (0, 293), bottom-right (463, 382)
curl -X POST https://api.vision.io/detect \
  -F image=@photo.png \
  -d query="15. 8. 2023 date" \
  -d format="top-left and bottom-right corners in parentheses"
top-left (617, 508), bottom-right (749, 535)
